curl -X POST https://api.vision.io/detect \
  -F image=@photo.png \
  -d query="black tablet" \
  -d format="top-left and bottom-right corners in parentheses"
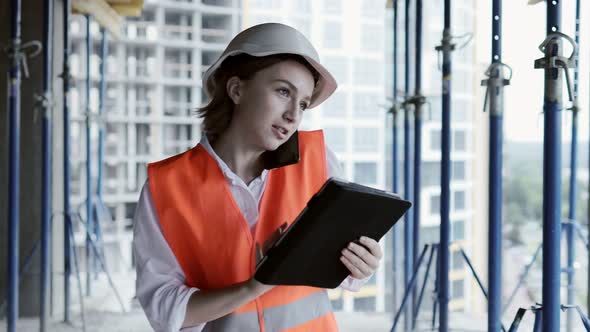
top-left (254, 178), bottom-right (411, 288)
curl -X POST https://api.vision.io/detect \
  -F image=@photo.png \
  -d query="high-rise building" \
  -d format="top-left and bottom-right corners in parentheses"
top-left (68, 0), bottom-right (241, 271)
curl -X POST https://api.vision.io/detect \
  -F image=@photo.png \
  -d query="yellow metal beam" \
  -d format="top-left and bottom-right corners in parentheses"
top-left (71, 0), bottom-right (145, 39)
top-left (111, 0), bottom-right (144, 17)
top-left (72, 0), bottom-right (123, 39)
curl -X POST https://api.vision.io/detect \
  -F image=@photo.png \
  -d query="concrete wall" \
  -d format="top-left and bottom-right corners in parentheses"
top-left (0, 0), bottom-right (65, 318)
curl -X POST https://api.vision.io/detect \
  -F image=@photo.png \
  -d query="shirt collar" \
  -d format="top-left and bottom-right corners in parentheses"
top-left (199, 134), bottom-right (269, 185)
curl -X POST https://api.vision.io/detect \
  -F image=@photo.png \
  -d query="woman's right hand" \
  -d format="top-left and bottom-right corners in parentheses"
top-left (183, 276), bottom-right (276, 328)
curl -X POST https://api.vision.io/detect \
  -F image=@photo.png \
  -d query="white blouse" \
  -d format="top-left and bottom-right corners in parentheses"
top-left (133, 134), bottom-right (371, 332)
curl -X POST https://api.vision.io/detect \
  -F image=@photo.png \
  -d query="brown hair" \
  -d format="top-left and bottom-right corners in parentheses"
top-left (196, 53), bottom-right (320, 143)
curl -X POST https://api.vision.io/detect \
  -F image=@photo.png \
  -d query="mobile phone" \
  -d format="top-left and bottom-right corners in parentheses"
top-left (261, 131), bottom-right (300, 169)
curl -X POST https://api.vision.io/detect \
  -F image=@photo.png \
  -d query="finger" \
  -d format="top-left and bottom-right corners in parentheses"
top-left (347, 242), bottom-right (379, 270)
top-left (342, 248), bottom-right (372, 277)
top-left (279, 222), bottom-right (288, 233)
top-left (340, 255), bottom-right (366, 279)
top-left (359, 236), bottom-right (383, 259)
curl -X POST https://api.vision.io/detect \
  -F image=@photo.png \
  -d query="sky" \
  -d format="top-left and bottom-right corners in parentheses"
top-left (485, 0), bottom-right (590, 142)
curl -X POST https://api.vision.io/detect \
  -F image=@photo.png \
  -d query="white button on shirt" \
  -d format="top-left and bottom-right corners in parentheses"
top-left (133, 134), bottom-right (371, 332)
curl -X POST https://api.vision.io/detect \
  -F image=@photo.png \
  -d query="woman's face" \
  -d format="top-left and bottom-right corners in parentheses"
top-left (230, 60), bottom-right (315, 152)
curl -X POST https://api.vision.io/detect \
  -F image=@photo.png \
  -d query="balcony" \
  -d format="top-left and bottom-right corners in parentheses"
top-left (161, 25), bottom-right (193, 42)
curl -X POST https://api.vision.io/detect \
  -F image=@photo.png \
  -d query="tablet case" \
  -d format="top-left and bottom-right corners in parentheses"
top-left (254, 178), bottom-right (411, 288)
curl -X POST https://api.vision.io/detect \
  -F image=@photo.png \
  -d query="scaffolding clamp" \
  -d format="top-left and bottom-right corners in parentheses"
top-left (481, 62), bottom-right (512, 115)
top-left (59, 62), bottom-right (75, 89)
top-left (403, 95), bottom-right (428, 120)
top-left (534, 32), bottom-right (577, 103)
top-left (434, 30), bottom-right (456, 71)
top-left (34, 92), bottom-right (55, 122)
top-left (3, 40), bottom-right (42, 79)
top-left (387, 102), bottom-right (402, 117)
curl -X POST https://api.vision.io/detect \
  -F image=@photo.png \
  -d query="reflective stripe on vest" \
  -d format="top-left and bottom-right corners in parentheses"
top-left (203, 290), bottom-right (332, 332)
top-left (263, 290), bottom-right (332, 331)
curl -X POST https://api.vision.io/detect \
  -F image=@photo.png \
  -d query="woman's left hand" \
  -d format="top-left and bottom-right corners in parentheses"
top-left (340, 236), bottom-right (383, 279)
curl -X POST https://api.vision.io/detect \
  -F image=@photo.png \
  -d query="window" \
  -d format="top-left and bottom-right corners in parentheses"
top-left (423, 161), bottom-right (440, 187)
top-left (136, 85), bottom-right (155, 116)
top-left (324, 127), bottom-right (347, 153)
top-left (452, 161), bottom-right (466, 181)
top-left (451, 250), bottom-right (464, 270)
top-left (164, 49), bottom-right (192, 79)
top-left (353, 93), bottom-right (380, 118)
top-left (454, 130), bottom-right (467, 151)
top-left (430, 130), bottom-right (441, 151)
top-left (353, 127), bottom-right (379, 152)
top-left (452, 279), bottom-right (464, 299)
top-left (106, 123), bottom-right (127, 155)
top-left (354, 58), bottom-right (382, 85)
top-left (331, 297), bottom-right (343, 311)
top-left (136, 124), bottom-right (151, 155)
top-left (321, 91), bottom-right (347, 118)
top-left (165, 87), bottom-right (192, 117)
top-left (361, 0), bottom-right (382, 18)
top-left (421, 225), bottom-right (439, 246)
top-left (324, 56), bottom-right (348, 84)
top-left (202, 14), bottom-right (232, 44)
top-left (453, 191), bottom-right (466, 211)
top-left (353, 296), bottom-right (376, 312)
top-left (430, 194), bottom-right (440, 215)
top-left (323, 21), bottom-right (342, 49)
top-left (452, 219), bottom-right (465, 241)
top-left (354, 162), bottom-right (377, 184)
top-left (361, 25), bottom-right (382, 52)
top-left (164, 12), bottom-right (193, 41)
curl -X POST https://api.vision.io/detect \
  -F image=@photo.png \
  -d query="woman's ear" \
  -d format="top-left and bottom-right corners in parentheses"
top-left (226, 76), bottom-right (242, 105)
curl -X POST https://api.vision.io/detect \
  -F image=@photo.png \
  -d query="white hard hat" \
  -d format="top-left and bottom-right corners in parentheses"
top-left (202, 22), bottom-right (338, 109)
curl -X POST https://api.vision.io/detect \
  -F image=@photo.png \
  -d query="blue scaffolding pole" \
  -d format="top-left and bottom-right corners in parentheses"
top-left (403, 0), bottom-right (414, 329)
top-left (437, 0), bottom-right (453, 330)
top-left (7, 0), bottom-right (23, 330)
top-left (480, 0), bottom-right (510, 330)
top-left (40, 0), bottom-right (54, 331)
top-left (536, 1), bottom-right (563, 330)
top-left (391, 0), bottom-right (401, 316)
top-left (95, 28), bottom-right (108, 279)
top-left (85, 15), bottom-right (94, 297)
top-left (98, 29), bottom-right (106, 204)
top-left (62, 0), bottom-right (73, 321)
top-left (566, 0), bottom-right (581, 330)
top-left (411, 0), bottom-right (425, 324)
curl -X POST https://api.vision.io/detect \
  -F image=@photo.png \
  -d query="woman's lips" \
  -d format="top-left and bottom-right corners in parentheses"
top-left (272, 125), bottom-right (288, 140)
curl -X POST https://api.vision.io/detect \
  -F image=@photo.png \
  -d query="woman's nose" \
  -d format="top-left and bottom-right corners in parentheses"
top-left (283, 101), bottom-right (300, 123)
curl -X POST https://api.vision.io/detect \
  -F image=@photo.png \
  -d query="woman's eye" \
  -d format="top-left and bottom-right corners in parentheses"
top-left (300, 102), bottom-right (309, 111)
top-left (278, 88), bottom-right (290, 97)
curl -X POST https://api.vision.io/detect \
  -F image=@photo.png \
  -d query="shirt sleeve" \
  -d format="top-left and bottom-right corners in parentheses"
top-left (133, 180), bottom-right (205, 332)
top-left (325, 144), bottom-right (344, 180)
top-left (324, 144), bottom-right (375, 292)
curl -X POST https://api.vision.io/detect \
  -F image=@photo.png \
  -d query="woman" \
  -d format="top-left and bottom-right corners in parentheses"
top-left (133, 23), bottom-right (383, 332)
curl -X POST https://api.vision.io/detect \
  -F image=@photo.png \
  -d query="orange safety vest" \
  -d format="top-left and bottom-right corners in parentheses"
top-left (147, 130), bottom-right (339, 332)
